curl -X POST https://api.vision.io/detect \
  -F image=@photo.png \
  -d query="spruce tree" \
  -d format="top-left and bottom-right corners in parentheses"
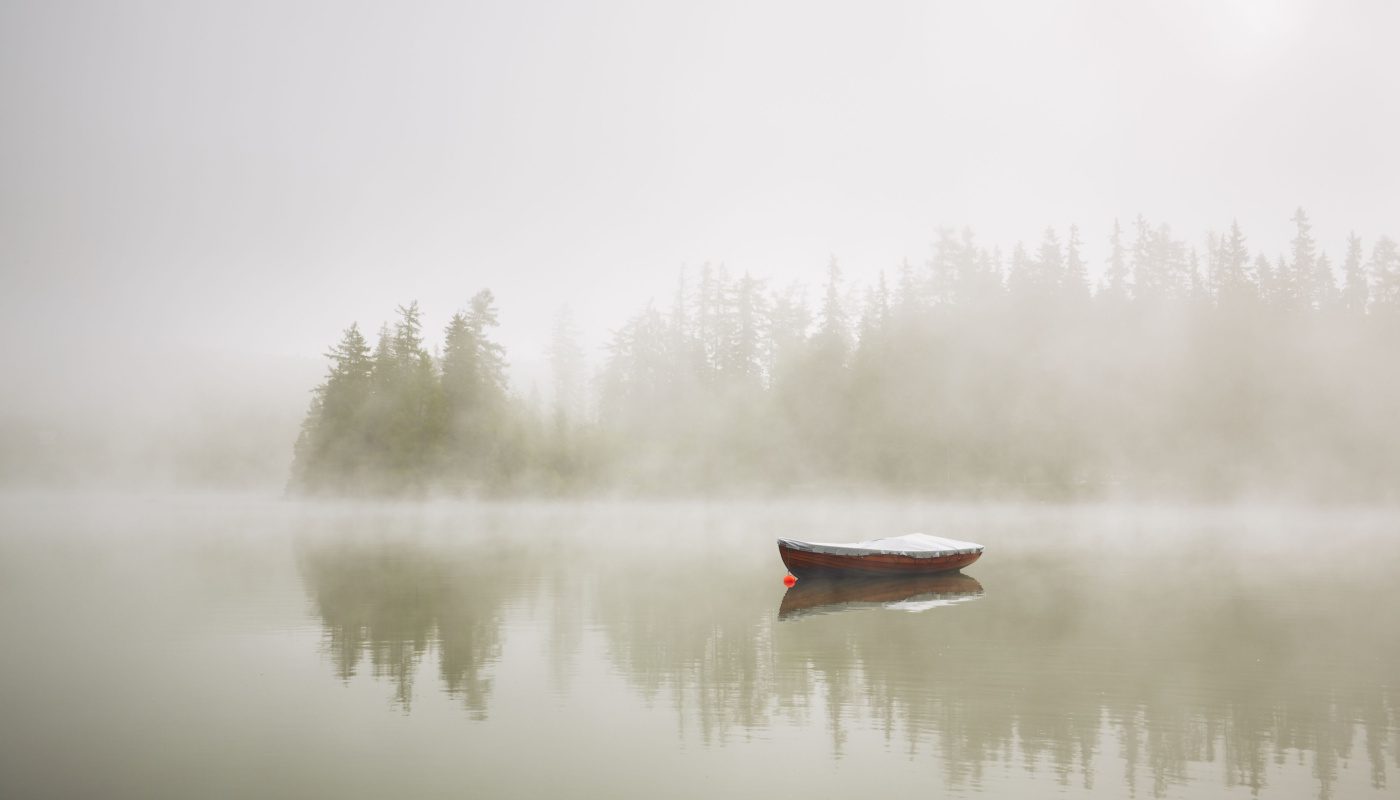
top-left (290, 323), bottom-right (374, 491)
top-left (929, 228), bottom-right (974, 305)
top-left (1289, 208), bottom-right (1318, 309)
top-left (708, 265), bottom-right (740, 381)
top-left (815, 258), bottom-right (850, 360)
top-left (340, 303), bottom-right (440, 491)
top-left (857, 270), bottom-right (891, 348)
top-left (1136, 222), bottom-right (1188, 301)
top-left (895, 258), bottom-right (922, 315)
top-left (1188, 248), bottom-right (1208, 303)
top-left (1370, 237), bottom-right (1400, 311)
top-left (440, 291), bottom-right (510, 484)
top-left (1313, 252), bottom-right (1336, 310)
top-left (766, 283), bottom-right (811, 384)
top-left (1130, 215), bottom-right (1153, 298)
top-left (1101, 219), bottom-right (1131, 300)
top-left (440, 309), bottom-right (477, 470)
top-left (1341, 233), bottom-right (1368, 314)
top-left (1034, 227), bottom-right (1064, 295)
top-left (726, 271), bottom-right (767, 384)
top-left (1063, 225), bottom-right (1090, 300)
top-left (1215, 220), bottom-right (1254, 304)
top-left (1255, 255), bottom-right (1278, 306)
top-left (547, 306), bottom-right (585, 431)
top-left (464, 290), bottom-right (508, 404)
top-left (1008, 242), bottom-right (1034, 298)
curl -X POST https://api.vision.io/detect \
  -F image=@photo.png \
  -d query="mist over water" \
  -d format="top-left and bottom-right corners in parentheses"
top-left (1, 496), bottom-right (1396, 799)
top-left (285, 223), bottom-right (1400, 501)
top-left (3, 0), bottom-right (1400, 797)
top-left (4, 1), bottom-right (1400, 501)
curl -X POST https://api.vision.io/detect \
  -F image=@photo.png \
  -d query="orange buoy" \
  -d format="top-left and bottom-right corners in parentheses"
top-left (783, 574), bottom-right (797, 587)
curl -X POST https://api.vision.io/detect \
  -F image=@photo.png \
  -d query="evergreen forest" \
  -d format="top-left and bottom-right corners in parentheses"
top-left (290, 210), bottom-right (1400, 500)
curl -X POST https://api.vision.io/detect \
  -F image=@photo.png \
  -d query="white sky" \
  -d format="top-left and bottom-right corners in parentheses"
top-left (2, 0), bottom-right (1398, 392)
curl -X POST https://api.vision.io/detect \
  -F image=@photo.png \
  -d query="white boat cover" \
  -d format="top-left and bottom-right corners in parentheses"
top-left (777, 532), bottom-right (984, 559)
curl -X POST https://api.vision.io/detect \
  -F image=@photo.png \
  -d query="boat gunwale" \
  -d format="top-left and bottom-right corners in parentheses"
top-left (778, 541), bottom-right (982, 576)
top-left (776, 535), bottom-right (984, 560)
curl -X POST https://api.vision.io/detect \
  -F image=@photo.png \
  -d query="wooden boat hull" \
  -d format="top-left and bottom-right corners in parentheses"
top-left (778, 541), bottom-right (981, 577)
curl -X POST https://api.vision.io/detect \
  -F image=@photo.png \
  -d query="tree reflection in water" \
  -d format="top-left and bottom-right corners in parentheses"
top-left (298, 538), bottom-right (526, 718)
top-left (296, 510), bottom-right (1400, 798)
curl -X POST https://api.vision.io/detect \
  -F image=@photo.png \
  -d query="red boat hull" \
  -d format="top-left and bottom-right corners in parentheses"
top-left (778, 542), bottom-right (981, 577)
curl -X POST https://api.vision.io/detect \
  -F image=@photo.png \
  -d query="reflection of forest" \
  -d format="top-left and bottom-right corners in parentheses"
top-left (298, 539), bottom-right (527, 717)
top-left (299, 528), bottom-right (1399, 798)
top-left (591, 547), bottom-right (1400, 798)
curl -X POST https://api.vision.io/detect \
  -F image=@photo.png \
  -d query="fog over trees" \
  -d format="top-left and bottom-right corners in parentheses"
top-left (291, 210), bottom-right (1400, 500)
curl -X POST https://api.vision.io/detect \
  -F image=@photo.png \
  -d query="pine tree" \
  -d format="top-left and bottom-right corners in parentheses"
top-left (1341, 233), bottom-right (1368, 314)
top-left (1008, 242), bottom-right (1034, 298)
top-left (1214, 220), bottom-right (1254, 304)
top-left (1034, 227), bottom-right (1064, 295)
top-left (815, 258), bottom-right (850, 360)
top-left (1273, 255), bottom-right (1291, 308)
top-left (290, 323), bottom-right (375, 491)
top-left (895, 258), bottom-right (922, 316)
top-left (1313, 252), bottom-right (1336, 310)
top-left (370, 302), bottom-right (439, 490)
top-left (464, 290), bottom-right (508, 403)
top-left (696, 263), bottom-right (719, 375)
top-left (766, 282), bottom-right (811, 384)
top-left (1063, 224), bottom-right (1090, 299)
top-left (725, 271), bottom-right (767, 384)
top-left (1135, 221), bottom-right (1188, 301)
top-left (1255, 255), bottom-right (1278, 306)
top-left (370, 324), bottom-right (393, 386)
top-left (441, 309), bottom-right (481, 478)
top-left (956, 228), bottom-right (981, 301)
top-left (1101, 219), bottom-right (1131, 300)
top-left (974, 246), bottom-right (1005, 301)
top-left (547, 306), bottom-right (585, 431)
top-left (1130, 215), bottom-right (1153, 298)
top-left (929, 228), bottom-right (960, 305)
top-left (669, 266), bottom-right (691, 341)
top-left (927, 227), bottom-right (981, 305)
top-left (667, 266), bottom-right (702, 384)
top-left (436, 291), bottom-right (511, 487)
top-left (858, 270), bottom-right (892, 348)
top-left (441, 311), bottom-right (475, 407)
top-left (708, 265), bottom-right (741, 380)
top-left (599, 304), bottom-right (670, 430)
top-left (289, 394), bottom-right (323, 491)
top-left (1188, 248), bottom-right (1208, 302)
top-left (1289, 208), bottom-right (1318, 309)
top-left (323, 323), bottom-right (374, 424)
top-left (1370, 236), bottom-right (1400, 311)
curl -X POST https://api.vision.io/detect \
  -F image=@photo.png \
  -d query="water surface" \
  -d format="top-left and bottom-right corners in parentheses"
top-left (0, 494), bottom-right (1396, 799)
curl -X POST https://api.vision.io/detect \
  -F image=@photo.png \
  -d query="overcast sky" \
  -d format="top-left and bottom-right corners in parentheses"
top-left (3, 0), bottom-right (1398, 394)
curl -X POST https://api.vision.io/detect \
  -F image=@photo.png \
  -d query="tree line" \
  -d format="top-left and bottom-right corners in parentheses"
top-left (291, 209), bottom-right (1400, 499)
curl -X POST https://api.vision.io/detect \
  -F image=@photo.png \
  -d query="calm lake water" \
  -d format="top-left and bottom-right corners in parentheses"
top-left (1, 493), bottom-right (1397, 799)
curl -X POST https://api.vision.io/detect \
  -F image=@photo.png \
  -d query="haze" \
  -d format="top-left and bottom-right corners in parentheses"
top-left (3, 1), bottom-right (1397, 351)
top-left (4, 4), bottom-right (1400, 799)
top-left (2, 0), bottom-right (1399, 491)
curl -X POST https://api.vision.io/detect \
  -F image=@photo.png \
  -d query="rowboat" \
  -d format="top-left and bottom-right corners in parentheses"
top-left (777, 533), bottom-right (983, 577)
top-left (778, 573), bottom-right (984, 620)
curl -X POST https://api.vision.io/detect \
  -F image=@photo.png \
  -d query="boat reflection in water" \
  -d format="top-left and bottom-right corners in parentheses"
top-left (778, 572), bottom-right (983, 620)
